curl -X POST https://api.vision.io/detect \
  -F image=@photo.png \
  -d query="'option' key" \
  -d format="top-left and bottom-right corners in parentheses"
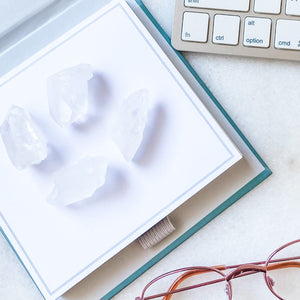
top-left (243, 17), bottom-right (272, 48)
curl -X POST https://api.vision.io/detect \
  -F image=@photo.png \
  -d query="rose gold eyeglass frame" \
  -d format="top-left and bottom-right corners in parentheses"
top-left (136, 239), bottom-right (300, 300)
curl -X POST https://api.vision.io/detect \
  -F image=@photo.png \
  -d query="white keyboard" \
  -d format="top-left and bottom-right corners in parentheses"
top-left (172, 0), bottom-right (300, 61)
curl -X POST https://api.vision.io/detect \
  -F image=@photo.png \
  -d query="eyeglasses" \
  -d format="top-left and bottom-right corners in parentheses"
top-left (136, 239), bottom-right (300, 300)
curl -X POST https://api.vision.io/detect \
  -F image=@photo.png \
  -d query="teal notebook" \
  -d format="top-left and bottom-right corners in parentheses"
top-left (0, 1), bottom-right (271, 299)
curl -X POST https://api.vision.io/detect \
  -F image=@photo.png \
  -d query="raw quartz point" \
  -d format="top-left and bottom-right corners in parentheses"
top-left (47, 64), bottom-right (93, 127)
top-left (48, 156), bottom-right (108, 206)
top-left (112, 89), bottom-right (150, 161)
top-left (0, 106), bottom-right (48, 170)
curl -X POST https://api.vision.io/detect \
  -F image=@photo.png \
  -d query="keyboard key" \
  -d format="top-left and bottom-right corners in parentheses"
top-left (213, 15), bottom-right (240, 45)
top-left (172, 0), bottom-right (300, 61)
top-left (286, 0), bottom-right (300, 16)
top-left (275, 19), bottom-right (300, 50)
top-left (243, 17), bottom-right (272, 48)
top-left (181, 12), bottom-right (209, 42)
top-left (254, 0), bottom-right (282, 14)
top-left (185, 0), bottom-right (250, 12)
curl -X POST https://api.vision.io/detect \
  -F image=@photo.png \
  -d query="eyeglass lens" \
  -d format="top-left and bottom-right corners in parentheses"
top-left (266, 240), bottom-right (300, 300)
top-left (144, 269), bottom-right (230, 300)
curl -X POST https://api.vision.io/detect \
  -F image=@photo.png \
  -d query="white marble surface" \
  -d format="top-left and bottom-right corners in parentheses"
top-left (0, 0), bottom-right (300, 299)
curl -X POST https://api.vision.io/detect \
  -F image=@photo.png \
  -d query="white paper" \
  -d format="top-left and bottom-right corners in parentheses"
top-left (0, 1), bottom-right (242, 299)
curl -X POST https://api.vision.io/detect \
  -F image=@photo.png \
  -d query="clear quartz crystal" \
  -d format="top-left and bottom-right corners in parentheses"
top-left (112, 89), bottom-right (150, 161)
top-left (48, 156), bottom-right (108, 206)
top-left (0, 106), bottom-right (48, 170)
top-left (47, 64), bottom-right (93, 127)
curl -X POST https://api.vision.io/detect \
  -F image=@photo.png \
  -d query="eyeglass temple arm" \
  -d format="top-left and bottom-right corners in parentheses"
top-left (266, 261), bottom-right (300, 271)
top-left (171, 259), bottom-right (300, 287)
top-left (225, 255), bottom-right (300, 270)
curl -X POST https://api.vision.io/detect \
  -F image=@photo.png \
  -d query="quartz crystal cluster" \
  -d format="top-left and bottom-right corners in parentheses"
top-left (47, 64), bottom-right (93, 127)
top-left (48, 156), bottom-right (108, 206)
top-left (0, 59), bottom-right (152, 206)
top-left (112, 89), bottom-right (150, 161)
top-left (0, 106), bottom-right (48, 170)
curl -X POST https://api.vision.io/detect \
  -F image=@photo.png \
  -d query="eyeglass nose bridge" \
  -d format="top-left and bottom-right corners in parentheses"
top-left (225, 264), bottom-right (266, 281)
